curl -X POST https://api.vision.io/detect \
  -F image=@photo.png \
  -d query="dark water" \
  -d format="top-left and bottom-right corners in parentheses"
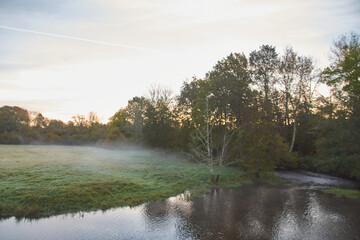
top-left (1, 171), bottom-right (359, 240)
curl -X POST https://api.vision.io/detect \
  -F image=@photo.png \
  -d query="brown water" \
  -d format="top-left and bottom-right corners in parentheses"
top-left (1, 171), bottom-right (359, 240)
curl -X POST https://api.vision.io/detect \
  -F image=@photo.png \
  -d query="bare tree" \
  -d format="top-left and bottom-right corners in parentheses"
top-left (72, 114), bottom-right (87, 127)
top-left (148, 84), bottom-right (173, 106)
top-left (88, 111), bottom-right (100, 125)
top-left (191, 95), bottom-right (219, 183)
top-left (279, 47), bottom-right (297, 127)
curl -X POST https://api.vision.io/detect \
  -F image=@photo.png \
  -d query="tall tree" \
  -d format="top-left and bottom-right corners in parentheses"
top-left (315, 32), bottom-right (360, 179)
top-left (321, 32), bottom-right (360, 117)
top-left (126, 96), bottom-right (148, 140)
top-left (249, 45), bottom-right (279, 118)
top-left (279, 47), bottom-right (297, 127)
top-left (180, 53), bottom-right (255, 182)
top-left (279, 47), bottom-right (317, 152)
top-left (143, 86), bottom-right (176, 148)
top-left (207, 53), bottom-right (252, 126)
top-left (288, 55), bottom-right (316, 152)
top-left (207, 53), bottom-right (252, 168)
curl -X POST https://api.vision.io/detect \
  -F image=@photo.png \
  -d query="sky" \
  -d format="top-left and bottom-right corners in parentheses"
top-left (0, 0), bottom-right (359, 122)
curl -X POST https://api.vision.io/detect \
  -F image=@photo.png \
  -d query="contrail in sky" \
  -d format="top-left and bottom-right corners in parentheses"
top-left (0, 25), bottom-right (156, 52)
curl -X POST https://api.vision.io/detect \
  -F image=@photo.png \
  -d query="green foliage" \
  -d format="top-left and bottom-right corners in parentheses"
top-left (315, 116), bottom-right (360, 180)
top-left (207, 52), bottom-right (253, 126)
top-left (249, 45), bottom-right (279, 114)
top-left (126, 96), bottom-right (148, 139)
top-left (143, 87), bottom-right (177, 149)
top-left (179, 77), bottom-right (212, 126)
top-left (108, 108), bottom-right (132, 138)
top-left (321, 32), bottom-right (360, 116)
top-left (0, 106), bottom-right (30, 132)
top-left (0, 106), bottom-right (30, 143)
top-left (292, 111), bottom-right (319, 155)
top-left (236, 121), bottom-right (297, 173)
top-left (179, 53), bottom-right (254, 177)
top-left (316, 36), bottom-right (360, 177)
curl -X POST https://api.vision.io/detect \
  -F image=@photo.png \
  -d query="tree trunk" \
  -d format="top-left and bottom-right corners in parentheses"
top-left (285, 89), bottom-right (290, 126)
top-left (209, 162), bottom-right (217, 183)
top-left (289, 116), bottom-right (297, 152)
top-left (209, 164), bottom-right (220, 183)
top-left (210, 165), bottom-right (216, 183)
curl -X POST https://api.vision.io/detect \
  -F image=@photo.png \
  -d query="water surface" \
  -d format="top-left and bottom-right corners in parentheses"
top-left (1, 171), bottom-right (359, 240)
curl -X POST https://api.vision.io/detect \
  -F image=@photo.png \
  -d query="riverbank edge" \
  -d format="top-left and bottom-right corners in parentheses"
top-left (0, 172), bottom-right (284, 221)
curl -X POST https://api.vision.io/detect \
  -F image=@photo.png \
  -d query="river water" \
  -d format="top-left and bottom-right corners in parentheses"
top-left (1, 171), bottom-right (359, 240)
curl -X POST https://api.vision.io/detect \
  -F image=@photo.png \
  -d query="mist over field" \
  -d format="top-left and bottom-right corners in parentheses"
top-left (0, 144), bottom-right (243, 219)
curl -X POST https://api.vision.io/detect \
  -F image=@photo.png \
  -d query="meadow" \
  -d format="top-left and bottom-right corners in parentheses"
top-left (0, 145), bottom-right (247, 219)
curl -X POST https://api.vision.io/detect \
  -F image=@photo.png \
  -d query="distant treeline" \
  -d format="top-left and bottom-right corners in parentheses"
top-left (0, 108), bottom-right (107, 145)
top-left (1, 33), bottom-right (359, 180)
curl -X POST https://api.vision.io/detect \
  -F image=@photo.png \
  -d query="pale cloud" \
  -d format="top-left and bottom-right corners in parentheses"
top-left (0, 0), bottom-right (359, 121)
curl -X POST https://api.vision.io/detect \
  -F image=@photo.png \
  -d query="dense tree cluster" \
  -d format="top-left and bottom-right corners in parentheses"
top-left (0, 109), bottom-right (107, 145)
top-left (1, 33), bottom-right (359, 180)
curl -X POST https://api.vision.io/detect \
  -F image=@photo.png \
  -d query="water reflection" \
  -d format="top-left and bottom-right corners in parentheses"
top-left (275, 171), bottom-right (360, 189)
top-left (1, 173), bottom-right (360, 240)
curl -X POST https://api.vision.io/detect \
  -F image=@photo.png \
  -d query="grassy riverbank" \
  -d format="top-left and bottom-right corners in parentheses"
top-left (321, 188), bottom-right (360, 199)
top-left (0, 145), bottom-right (249, 219)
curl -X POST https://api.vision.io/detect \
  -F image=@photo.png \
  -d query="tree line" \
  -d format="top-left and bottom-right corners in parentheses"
top-left (1, 33), bottom-right (359, 180)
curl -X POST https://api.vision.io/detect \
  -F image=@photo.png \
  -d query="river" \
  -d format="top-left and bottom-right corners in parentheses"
top-left (1, 171), bottom-right (359, 240)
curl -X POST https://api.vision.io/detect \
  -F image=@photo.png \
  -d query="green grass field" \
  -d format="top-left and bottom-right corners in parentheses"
top-left (0, 145), bottom-right (247, 219)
